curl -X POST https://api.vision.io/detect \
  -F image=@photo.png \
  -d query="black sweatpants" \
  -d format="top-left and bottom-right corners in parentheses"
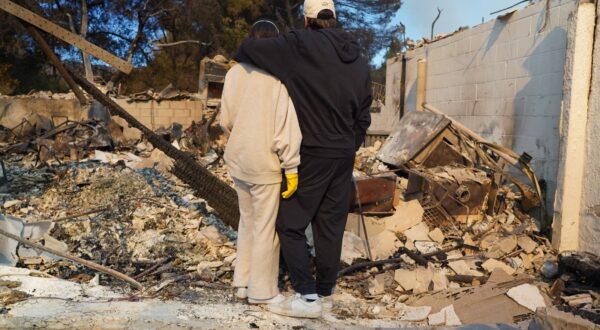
top-left (276, 153), bottom-right (354, 296)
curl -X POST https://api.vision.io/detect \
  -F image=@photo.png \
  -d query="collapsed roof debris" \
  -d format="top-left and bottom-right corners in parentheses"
top-left (336, 105), bottom-right (599, 326)
top-left (0, 92), bottom-right (597, 327)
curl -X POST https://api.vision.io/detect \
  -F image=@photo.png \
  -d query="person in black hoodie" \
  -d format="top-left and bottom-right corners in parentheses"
top-left (234, 0), bottom-right (372, 318)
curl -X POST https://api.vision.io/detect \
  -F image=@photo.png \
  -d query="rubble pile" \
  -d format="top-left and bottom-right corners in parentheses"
top-left (341, 108), bottom-right (599, 326)
top-left (0, 93), bottom-right (597, 328)
top-left (0, 103), bottom-right (238, 297)
top-left (0, 160), bottom-right (237, 291)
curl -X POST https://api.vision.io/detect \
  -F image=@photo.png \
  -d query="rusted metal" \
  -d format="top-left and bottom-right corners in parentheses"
top-left (350, 175), bottom-right (397, 213)
top-left (407, 167), bottom-right (490, 223)
top-left (378, 111), bottom-right (451, 167)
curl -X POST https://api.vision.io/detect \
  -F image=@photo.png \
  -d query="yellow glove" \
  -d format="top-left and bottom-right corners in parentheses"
top-left (282, 173), bottom-right (299, 199)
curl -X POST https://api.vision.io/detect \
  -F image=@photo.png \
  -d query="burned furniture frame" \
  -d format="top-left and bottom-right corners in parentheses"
top-left (378, 105), bottom-right (545, 227)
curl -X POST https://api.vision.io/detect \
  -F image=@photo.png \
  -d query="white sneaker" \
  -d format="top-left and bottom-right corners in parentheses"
top-left (268, 294), bottom-right (323, 319)
top-left (235, 287), bottom-right (248, 300)
top-left (249, 294), bottom-right (285, 305)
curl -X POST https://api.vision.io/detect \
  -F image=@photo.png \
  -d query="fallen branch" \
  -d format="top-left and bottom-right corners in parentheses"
top-left (0, 227), bottom-right (143, 290)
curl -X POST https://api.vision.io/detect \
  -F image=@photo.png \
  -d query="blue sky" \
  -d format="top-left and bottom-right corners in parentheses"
top-left (374, 0), bottom-right (531, 65)
top-left (399, 0), bottom-right (530, 40)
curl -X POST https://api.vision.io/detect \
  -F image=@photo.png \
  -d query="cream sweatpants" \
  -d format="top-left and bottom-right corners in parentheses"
top-left (232, 178), bottom-right (281, 300)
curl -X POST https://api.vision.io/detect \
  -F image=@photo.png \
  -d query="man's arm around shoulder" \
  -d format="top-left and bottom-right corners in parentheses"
top-left (234, 32), bottom-right (300, 82)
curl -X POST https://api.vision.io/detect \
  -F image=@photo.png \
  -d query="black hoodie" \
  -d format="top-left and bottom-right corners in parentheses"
top-left (234, 28), bottom-right (372, 158)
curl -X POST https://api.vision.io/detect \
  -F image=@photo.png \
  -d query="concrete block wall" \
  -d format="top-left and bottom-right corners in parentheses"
top-left (0, 97), bottom-right (203, 133)
top-left (114, 99), bottom-right (204, 130)
top-left (377, 0), bottom-right (577, 212)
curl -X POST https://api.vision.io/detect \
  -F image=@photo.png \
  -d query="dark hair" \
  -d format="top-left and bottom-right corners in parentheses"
top-left (249, 20), bottom-right (280, 39)
top-left (307, 9), bottom-right (337, 30)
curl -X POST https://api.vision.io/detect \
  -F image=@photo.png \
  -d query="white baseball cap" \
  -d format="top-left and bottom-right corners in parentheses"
top-left (304, 0), bottom-right (336, 19)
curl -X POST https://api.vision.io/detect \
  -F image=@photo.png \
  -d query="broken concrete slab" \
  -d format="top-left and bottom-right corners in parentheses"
top-left (383, 200), bottom-right (424, 234)
top-left (369, 230), bottom-right (402, 260)
top-left (431, 270), bottom-right (449, 292)
top-left (413, 266), bottom-right (435, 294)
top-left (428, 305), bottom-right (462, 326)
top-left (517, 235), bottom-right (538, 254)
top-left (404, 222), bottom-right (431, 244)
top-left (394, 268), bottom-right (417, 291)
top-left (482, 259), bottom-right (515, 275)
top-left (506, 283), bottom-right (546, 312)
top-left (398, 304), bottom-right (432, 322)
top-left (368, 274), bottom-right (386, 296)
top-left (427, 307), bottom-right (446, 326)
top-left (345, 214), bottom-right (386, 240)
top-left (448, 260), bottom-right (484, 277)
top-left (341, 231), bottom-right (367, 265)
top-left (428, 228), bottom-right (445, 244)
top-left (486, 235), bottom-right (518, 259)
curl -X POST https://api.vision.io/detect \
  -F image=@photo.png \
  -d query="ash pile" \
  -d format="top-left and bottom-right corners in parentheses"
top-left (0, 106), bottom-right (237, 305)
top-left (342, 108), bottom-right (600, 327)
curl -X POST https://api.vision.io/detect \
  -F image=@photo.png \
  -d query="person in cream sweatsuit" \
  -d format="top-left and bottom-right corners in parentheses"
top-left (220, 20), bottom-right (302, 306)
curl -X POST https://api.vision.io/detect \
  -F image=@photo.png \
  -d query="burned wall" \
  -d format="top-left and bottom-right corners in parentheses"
top-left (0, 97), bottom-right (85, 131)
top-left (113, 99), bottom-right (204, 130)
top-left (0, 96), bottom-right (203, 133)
top-left (378, 0), bottom-right (577, 214)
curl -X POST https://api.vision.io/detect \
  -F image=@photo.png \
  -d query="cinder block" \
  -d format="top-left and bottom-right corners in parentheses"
top-left (461, 85), bottom-right (477, 101)
top-left (122, 107), bottom-right (142, 118)
top-left (154, 117), bottom-right (173, 128)
top-left (137, 117), bottom-right (153, 128)
top-left (168, 101), bottom-right (191, 110)
top-left (469, 33), bottom-right (488, 52)
top-left (496, 41), bottom-right (520, 61)
top-left (524, 94), bottom-right (563, 116)
top-left (172, 109), bottom-right (192, 117)
top-left (508, 16), bottom-right (532, 40)
top-left (506, 58), bottom-right (529, 79)
top-left (154, 107), bottom-right (176, 118)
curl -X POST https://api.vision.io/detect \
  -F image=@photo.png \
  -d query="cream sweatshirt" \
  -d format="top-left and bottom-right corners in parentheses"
top-left (220, 63), bottom-right (302, 185)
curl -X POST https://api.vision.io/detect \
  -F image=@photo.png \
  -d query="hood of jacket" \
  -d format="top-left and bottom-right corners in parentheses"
top-left (319, 29), bottom-right (361, 63)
